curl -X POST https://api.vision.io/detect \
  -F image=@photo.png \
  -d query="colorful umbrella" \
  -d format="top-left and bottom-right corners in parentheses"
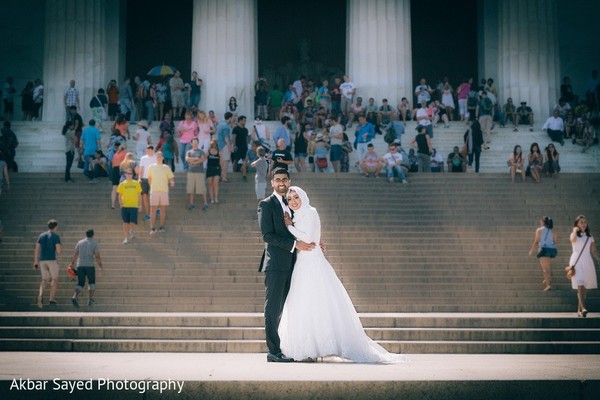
top-left (147, 65), bottom-right (177, 76)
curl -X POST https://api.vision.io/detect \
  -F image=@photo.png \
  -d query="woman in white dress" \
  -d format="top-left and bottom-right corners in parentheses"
top-left (441, 83), bottom-right (455, 121)
top-left (569, 215), bottom-right (600, 317)
top-left (279, 186), bottom-right (408, 363)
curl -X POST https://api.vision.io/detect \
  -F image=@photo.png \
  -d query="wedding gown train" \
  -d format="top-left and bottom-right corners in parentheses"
top-left (278, 187), bottom-right (408, 363)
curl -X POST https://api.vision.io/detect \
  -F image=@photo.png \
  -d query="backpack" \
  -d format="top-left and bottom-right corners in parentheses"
top-left (467, 92), bottom-right (478, 108)
top-left (384, 124), bottom-right (396, 144)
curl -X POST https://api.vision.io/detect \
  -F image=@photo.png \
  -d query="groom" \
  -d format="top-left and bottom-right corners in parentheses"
top-left (258, 168), bottom-right (315, 362)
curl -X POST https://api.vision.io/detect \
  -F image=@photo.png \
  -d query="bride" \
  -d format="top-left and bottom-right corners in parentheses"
top-left (279, 186), bottom-right (408, 363)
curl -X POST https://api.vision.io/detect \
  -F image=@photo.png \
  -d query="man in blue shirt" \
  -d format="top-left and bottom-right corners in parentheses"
top-left (354, 114), bottom-right (375, 172)
top-left (81, 119), bottom-right (102, 182)
top-left (33, 219), bottom-right (62, 308)
top-left (217, 112), bottom-right (234, 182)
top-left (273, 116), bottom-right (292, 152)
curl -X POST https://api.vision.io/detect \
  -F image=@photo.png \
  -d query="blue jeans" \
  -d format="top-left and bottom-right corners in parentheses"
top-left (145, 100), bottom-right (155, 122)
top-left (179, 142), bottom-right (191, 170)
top-left (190, 93), bottom-right (200, 108)
top-left (83, 154), bottom-right (94, 180)
top-left (386, 165), bottom-right (406, 181)
top-left (120, 99), bottom-right (136, 122)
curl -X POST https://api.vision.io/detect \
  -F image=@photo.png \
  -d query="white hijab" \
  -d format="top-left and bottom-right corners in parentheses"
top-left (287, 186), bottom-right (312, 222)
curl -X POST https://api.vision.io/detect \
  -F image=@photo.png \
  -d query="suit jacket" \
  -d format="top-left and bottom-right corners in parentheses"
top-left (258, 194), bottom-right (296, 272)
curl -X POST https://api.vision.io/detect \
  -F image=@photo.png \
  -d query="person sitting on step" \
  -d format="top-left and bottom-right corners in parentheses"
top-left (514, 101), bottom-right (534, 132)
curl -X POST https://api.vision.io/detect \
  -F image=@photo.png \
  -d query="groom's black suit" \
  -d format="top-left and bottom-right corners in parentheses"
top-left (258, 193), bottom-right (296, 355)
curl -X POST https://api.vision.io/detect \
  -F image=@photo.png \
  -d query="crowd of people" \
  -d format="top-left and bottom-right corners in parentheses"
top-left (0, 70), bottom-right (598, 326)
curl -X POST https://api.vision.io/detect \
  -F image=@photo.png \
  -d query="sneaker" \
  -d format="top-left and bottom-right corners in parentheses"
top-left (210, 200), bottom-right (215, 204)
top-left (143, 214), bottom-right (150, 221)
top-left (89, 179), bottom-right (98, 184)
top-left (214, 199), bottom-right (219, 204)
top-left (401, 179), bottom-right (408, 184)
top-left (388, 177), bottom-right (394, 183)
top-left (513, 128), bottom-right (518, 132)
top-left (129, 231), bottom-right (136, 239)
top-left (88, 299), bottom-right (95, 306)
top-left (159, 227), bottom-right (166, 233)
top-left (150, 228), bottom-right (157, 235)
top-left (36, 296), bottom-right (43, 308)
top-left (242, 176), bottom-right (248, 182)
top-left (187, 204), bottom-right (195, 210)
top-left (529, 127), bottom-right (533, 132)
top-left (71, 297), bottom-right (79, 309)
top-left (49, 300), bottom-right (58, 305)
top-left (122, 238), bottom-right (129, 244)
top-left (202, 203), bottom-right (209, 211)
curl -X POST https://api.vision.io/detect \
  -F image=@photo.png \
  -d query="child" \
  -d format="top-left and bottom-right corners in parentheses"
top-left (251, 146), bottom-right (268, 200)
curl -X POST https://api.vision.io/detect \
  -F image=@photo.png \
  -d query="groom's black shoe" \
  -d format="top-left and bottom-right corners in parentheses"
top-left (267, 352), bottom-right (294, 363)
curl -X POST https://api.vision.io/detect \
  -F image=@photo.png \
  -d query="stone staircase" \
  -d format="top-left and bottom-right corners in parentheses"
top-left (7, 119), bottom-right (600, 173)
top-left (1, 172), bottom-right (599, 353)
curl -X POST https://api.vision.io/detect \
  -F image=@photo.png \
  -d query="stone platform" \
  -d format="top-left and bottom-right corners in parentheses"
top-left (0, 352), bottom-right (599, 400)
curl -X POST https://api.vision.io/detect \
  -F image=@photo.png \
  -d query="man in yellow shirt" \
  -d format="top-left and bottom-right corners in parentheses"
top-left (147, 151), bottom-right (175, 234)
top-left (116, 168), bottom-right (142, 244)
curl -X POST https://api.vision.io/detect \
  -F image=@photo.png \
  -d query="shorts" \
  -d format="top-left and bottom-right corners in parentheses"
top-left (140, 179), bottom-right (150, 195)
top-left (329, 145), bottom-right (342, 161)
top-left (186, 172), bottom-right (206, 194)
top-left (537, 247), bottom-right (557, 258)
top-left (364, 165), bottom-right (379, 174)
top-left (171, 92), bottom-right (184, 108)
top-left (294, 152), bottom-right (307, 158)
top-left (219, 148), bottom-right (231, 161)
top-left (111, 167), bottom-right (121, 186)
top-left (39, 260), bottom-right (59, 281)
top-left (76, 266), bottom-right (96, 289)
top-left (121, 207), bottom-right (138, 224)
top-left (150, 191), bottom-right (169, 206)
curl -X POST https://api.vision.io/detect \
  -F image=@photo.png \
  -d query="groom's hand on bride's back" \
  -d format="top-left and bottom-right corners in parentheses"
top-left (296, 241), bottom-right (316, 251)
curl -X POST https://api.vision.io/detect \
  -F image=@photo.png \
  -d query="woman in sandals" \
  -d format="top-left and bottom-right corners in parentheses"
top-left (529, 216), bottom-right (558, 291)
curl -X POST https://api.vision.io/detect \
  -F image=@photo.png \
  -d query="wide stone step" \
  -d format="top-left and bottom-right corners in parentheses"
top-left (0, 312), bottom-right (598, 354)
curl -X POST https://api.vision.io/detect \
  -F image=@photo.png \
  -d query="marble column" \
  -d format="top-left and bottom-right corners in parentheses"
top-left (494, 0), bottom-right (560, 118)
top-left (43, 0), bottom-right (122, 122)
top-left (346, 0), bottom-right (412, 107)
top-left (191, 0), bottom-right (257, 120)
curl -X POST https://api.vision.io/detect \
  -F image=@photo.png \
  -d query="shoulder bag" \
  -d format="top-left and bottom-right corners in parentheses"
top-left (565, 235), bottom-right (590, 279)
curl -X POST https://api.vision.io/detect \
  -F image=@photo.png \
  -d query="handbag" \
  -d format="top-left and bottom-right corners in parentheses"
top-left (536, 230), bottom-right (550, 257)
top-left (66, 265), bottom-right (77, 281)
top-left (94, 96), bottom-right (108, 120)
top-left (565, 235), bottom-right (590, 280)
top-left (77, 158), bottom-right (84, 169)
top-left (316, 157), bottom-right (328, 169)
top-left (342, 140), bottom-right (353, 154)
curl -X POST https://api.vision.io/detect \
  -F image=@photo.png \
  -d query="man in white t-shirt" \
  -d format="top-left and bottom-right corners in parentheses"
top-left (382, 144), bottom-right (407, 184)
top-left (415, 100), bottom-right (433, 137)
top-left (339, 75), bottom-right (356, 120)
top-left (138, 145), bottom-right (157, 222)
top-left (147, 151), bottom-right (175, 234)
top-left (415, 78), bottom-right (433, 104)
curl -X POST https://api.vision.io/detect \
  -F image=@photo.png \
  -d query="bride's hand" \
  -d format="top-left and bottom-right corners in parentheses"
top-left (284, 212), bottom-right (293, 226)
top-left (296, 241), bottom-right (316, 251)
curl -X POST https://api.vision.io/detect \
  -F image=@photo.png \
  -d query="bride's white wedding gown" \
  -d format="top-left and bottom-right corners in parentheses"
top-left (278, 187), bottom-right (408, 363)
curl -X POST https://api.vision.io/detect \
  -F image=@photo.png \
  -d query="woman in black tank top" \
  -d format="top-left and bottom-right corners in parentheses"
top-left (411, 125), bottom-right (432, 172)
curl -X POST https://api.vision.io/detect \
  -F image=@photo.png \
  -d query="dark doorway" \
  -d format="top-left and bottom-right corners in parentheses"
top-left (410, 1), bottom-right (478, 102)
top-left (125, 0), bottom-right (193, 81)
top-left (257, 0), bottom-right (347, 90)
